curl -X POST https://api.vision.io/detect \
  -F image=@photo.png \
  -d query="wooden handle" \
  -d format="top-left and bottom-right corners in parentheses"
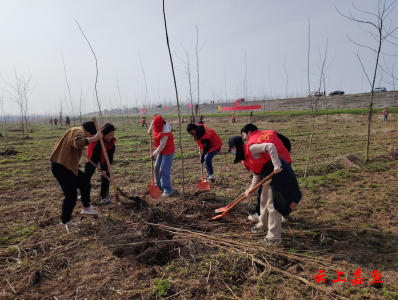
top-left (200, 149), bottom-right (204, 183)
top-left (219, 171), bottom-right (276, 217)
top-left (92, 117), bottom-right (118, 196)
top-left (150, 135), bottom-right (155, 185)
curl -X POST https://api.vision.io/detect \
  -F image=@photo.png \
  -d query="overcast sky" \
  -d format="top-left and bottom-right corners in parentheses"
top-left (0, 0), bottom-right (397, 116)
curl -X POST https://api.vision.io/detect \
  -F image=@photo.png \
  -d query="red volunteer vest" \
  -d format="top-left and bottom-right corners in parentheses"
top-left (154, 132), bottom-right (175, 155)
top-left (243, 130), bottom-right (292, 174)
top-left (196, 125), bottom-right (223, 153)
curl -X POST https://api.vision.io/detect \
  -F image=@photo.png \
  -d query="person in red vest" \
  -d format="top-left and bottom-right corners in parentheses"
top-left (228, 124), bottom-right (301, 246)
top-left (382, 108), bottom-right (389, 122)
top-left (54, 118), bottom-right (58, 126)
top-left (231, 114), bottom-right (236, 124)
top-left (148, 115), bottom-right (175, 197)
top-left (85, 123), bottom-right (116, 205)
top-left (187, 123), bottom-right (223, 183)
top-left (142, 117), bottom-right (147, 127)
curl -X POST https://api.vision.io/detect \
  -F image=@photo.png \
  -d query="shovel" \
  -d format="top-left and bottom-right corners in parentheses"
top-left (197, 150), bottom-right (210, 190)
top-left (210, 171), bottom-right (276, 221)
top-left (147, 136), bottom-right (161, 199)
top-left (214, 192), bottom-right (245, 214)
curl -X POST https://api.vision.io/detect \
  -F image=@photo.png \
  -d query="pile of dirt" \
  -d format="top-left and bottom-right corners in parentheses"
top-left (0, 148), bottom-right (18, 156)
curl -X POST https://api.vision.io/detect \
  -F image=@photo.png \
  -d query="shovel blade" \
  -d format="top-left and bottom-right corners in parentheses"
top-left (197, 181), bottom-right (210, 190)
top-left (214, 205), bottom-right (228, 214)
top-left (210, 212), bottom-right (228, 221)
top-left (147, 185), bottom-right (161, 199)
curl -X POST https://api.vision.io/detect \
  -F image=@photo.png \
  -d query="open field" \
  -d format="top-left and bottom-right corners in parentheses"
top-left (1, 110), bottom-right (398, 300)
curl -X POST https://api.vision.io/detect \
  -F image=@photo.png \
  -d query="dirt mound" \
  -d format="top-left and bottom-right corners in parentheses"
top-left (0, 149), bottom-right (18, 156)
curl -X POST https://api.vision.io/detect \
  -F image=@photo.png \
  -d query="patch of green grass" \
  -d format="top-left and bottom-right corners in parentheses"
top-left (152, 278), bottom-right (172, 299)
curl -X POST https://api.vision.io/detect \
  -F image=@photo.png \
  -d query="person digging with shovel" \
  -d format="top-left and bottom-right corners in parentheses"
top-left (241, 124), bottom-right (293, 222)
top-left (84, 123), bottom-right (116, 205)
top-left (50, 121), bottom-right (103, 226)
top-left (187, 123), bottom-right (222, 183)
top-left (148, 115), bottom-right (175, 197)
top-left (228, 130), bottom-right (301, 246)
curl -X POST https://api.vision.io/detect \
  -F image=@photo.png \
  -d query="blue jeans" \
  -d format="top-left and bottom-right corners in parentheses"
top-left (155, 152), bottom-right (174, 194)
top-left (204, 148), bottom-right (220, 176)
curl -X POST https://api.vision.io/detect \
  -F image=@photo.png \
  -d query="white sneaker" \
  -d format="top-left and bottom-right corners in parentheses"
top-left (262, 238), bottom-right (282, 246)
top-left (60, 221), bottom-right (75, 226)
top-left (81, 206), bottom-right (99, 215)
top-left (248, 213), bottom-right (259, 221)
top-left (208, 174), bottom-right (215, 183)
top-left (161, 191), bottom-right (173, 198)
top-left (251, 226), bottom-right (267, 234)
top-left (101, 197), bottom-right (112, 204)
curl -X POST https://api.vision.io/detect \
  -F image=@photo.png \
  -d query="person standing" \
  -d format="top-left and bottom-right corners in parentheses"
top-left (148, 115), bottom-right (175, 197)
top-left (66, 116), bottom-right (71, 127)
top-left (382, 108), bottom-right (389, 122)
top-left (50, 121), bottom-right (102, 226)
top-left (142, 117), bottom-right (147, 127)
top-left (249, 111), bottom-right (253, 121)
top-left (54, 118), bottom-right (58, 126)
top-left (182, 116), bottom-right (185, 123)
top-left (228, 125), bottom-right (301, 246)
top-left (199, 114), bottom-right (204, 123)
top-left (187, 123), bottom-right (222, 183)
top-left (50, 118), bottom-right (53, 126)
top-left (85, 123), bottom-right (116, 204)
top-left (231, 114), bottom-right (236, 124)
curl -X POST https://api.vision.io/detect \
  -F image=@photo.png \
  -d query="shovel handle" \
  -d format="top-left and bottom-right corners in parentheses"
top-left (200, 149), bottom-right (205, 183)
top-left (92, 117), bottom-right (118, 197)
top-left (150, 135), bottom-right (155, 186)
top-left (216, 171), bottom-right (276, 219)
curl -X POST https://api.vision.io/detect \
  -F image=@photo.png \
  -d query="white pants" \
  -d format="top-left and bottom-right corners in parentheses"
top-left (256, 180), bottom-right (282, 241)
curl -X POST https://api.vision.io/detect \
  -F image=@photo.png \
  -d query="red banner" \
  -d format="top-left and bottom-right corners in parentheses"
top-left (221, 105), bottom-right (261, 111)
top-left (142, 108), bottom-right (145, 113)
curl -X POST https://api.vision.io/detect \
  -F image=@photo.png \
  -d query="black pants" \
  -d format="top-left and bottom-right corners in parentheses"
top-left (51, 162), bottom-right (91, 223)
top-left (84, 162), bottom-right (110, 199)
top-left (256, 162), bottom-right (293, 216)
top-left (142, 123), bottom-right (147, 127)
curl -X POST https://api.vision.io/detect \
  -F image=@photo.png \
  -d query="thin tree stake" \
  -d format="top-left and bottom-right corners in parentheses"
top-left (162, 0), bottom-right (185, 200)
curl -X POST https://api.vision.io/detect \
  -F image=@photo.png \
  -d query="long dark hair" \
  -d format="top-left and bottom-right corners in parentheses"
top-left (228, 136), bottom-right (245, 164)
top-left (101, 123), bottom-right (116, 135)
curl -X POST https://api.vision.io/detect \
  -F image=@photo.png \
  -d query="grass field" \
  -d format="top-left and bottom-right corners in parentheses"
top-left (1, 109), bottom-right (398, 300)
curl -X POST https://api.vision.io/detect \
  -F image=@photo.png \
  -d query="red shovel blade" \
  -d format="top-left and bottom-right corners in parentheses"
top-left (214, 205), bottom-right (229, 214)
top-left (210, 212), bottom-right (228, 221)
top-left (147, 185), bottom-right (161, 199)
top-left (197, 181), bottom-right (210, 190)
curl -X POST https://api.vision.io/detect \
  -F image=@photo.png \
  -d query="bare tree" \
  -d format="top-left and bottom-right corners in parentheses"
top-left (336, 0), bottom-right (398, 161)
top-left (243, 51), bottom-right (248, 100)
top-left (284, 53), bottom-right (289, 98)
top-left (0, 69), bottom-right (35, 139)
top-left (176, 46), bottom-right (196, 117)
top-left (61, 51), bottom-right (76, 125)
top-left (162, 0), bottom-right (185, 200)
top-left (139, 53), bottom-right (149, 116)
top-left (76, 20), bottom-right (103, 123)
top-left (0, 96), bottom-right (8, 149)
top-left (195, 24), bottom-right (205, 119)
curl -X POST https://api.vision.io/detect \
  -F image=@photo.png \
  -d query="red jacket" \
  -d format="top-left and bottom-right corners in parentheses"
top-left (243, 130), bottom-right (292, 174)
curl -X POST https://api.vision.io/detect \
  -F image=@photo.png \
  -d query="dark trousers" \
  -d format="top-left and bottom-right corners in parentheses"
top-left (84, 162), bottom-right (110, 199)
top-left (51, 162), bottom-right (91, 223)
top-left (142, 123), bottom-right (147, 127)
